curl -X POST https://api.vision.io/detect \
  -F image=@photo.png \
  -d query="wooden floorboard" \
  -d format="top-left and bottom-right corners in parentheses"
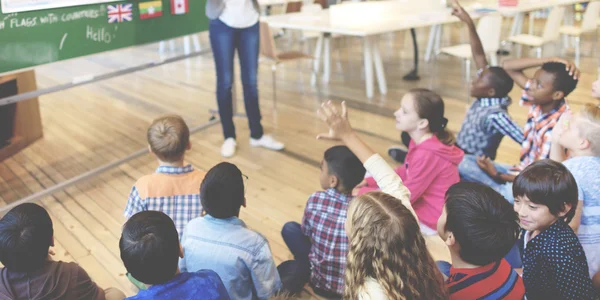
top-left (1, 17), bottom-right (598, 298)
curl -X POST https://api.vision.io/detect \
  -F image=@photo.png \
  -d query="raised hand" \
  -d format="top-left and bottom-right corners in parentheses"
top-left (316, 101), bottom-right (354, 141)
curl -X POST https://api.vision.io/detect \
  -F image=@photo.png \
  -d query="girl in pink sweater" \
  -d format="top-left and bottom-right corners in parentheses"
top-left (358, 89), bottom-right (464, 233)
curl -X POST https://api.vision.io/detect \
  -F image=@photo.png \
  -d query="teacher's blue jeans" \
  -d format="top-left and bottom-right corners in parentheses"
top-left (209, 19), bottom-right (263, 140)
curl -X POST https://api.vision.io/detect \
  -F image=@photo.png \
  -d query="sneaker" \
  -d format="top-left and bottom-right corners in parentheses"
top-left (250, 135), bottom-right (285, 151)
top-left (221, 138), bottom-right (237, 158)
top-left (388, 146), bottom-right (408, 163)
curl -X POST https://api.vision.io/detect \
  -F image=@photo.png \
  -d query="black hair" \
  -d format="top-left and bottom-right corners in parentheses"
top-left (0, 203), bottom-right (53, 272)
top-left (201, 162), bottom-right (245, 219)
top-left (444, 182), bottom-right (520, 266)
top-left (323, 145), bottom-right (366, 192)
top-left (119, 211), bottom-right (180, 285)
top-left (513, 159), bottom-right (579, 223)
top-left (487, 67), bottom-right (515, 97)
top-left (541, 62), bottom-right (578, 97)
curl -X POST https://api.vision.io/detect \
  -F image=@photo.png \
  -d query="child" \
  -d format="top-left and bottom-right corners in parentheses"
top-left (317, 101), bottom-right (447, 300)
top-left (514, 160), bottom-right (597, 299)
top-left (358, 88), bottom-right (464, 235)
top-left (437, 182), bottom-right (525, 299)
top-left (461, 57), bottom-right (579, 202)
top-left (0, 203), bottom-right (126, 300)
top-left (452, 1), bottom-right (523, 159)
top-left (124, 115), bottom-right (205, 239)
top-left (550, 103), bottom-right (600, 280)
top-left (279, 145), bottom-right (366, 298)
top-left (179, 162), bottom-right (282, 300)
top-left (120, 211), bottom-right (229, 300)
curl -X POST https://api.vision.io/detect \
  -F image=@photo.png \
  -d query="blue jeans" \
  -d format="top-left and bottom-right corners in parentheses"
top-left (459, 155), bottom-right (514, 203)
top-left (279, 222), bottom-right (341, 298)
top-left (209, 19), bottom-right (263, 140)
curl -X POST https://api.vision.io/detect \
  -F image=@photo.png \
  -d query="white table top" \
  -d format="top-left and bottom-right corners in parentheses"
top-left (262, 0), bottom-right (588, 36)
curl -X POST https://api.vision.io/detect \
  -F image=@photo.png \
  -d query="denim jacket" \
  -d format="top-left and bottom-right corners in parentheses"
top-left (179, 215), bottom-right (282, 300)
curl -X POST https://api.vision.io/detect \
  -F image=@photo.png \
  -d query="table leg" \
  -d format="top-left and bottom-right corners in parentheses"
top-left (323, 34), bottom-right (331, 83)
top-left (311, 34), bottom-right (324, 86)
top-left (372, 37), bottom-right (387, 95)
top-left (425, 25), bottom-right (439, 62)
top-left (364, 37), bottom-right (374, 98)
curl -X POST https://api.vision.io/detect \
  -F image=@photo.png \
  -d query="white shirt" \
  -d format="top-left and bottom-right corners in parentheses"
top-left (219, 0), bottom-right (259, 28)
top-left (358, 278), bottom-right (388, 300)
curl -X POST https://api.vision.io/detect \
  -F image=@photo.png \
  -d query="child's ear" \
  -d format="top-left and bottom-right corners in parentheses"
top-left (580, 138), bottom-right (591, 151)
top-left (418, 119), bottom-right (430, 131)
top-left (179, 244), bottom-right (184, 259)
top-left (330, 175), bottom-right (339, 189)
top-left (487, 88), bottom-right (496, 97)
top-left (445, 232), bottom-right (456, 247)
top-left (552, 90), bottom-right (566, 101)
top-left (186, 141), bottom-right (192, 151)
top-left (559, 202), bottom-right (574, 218)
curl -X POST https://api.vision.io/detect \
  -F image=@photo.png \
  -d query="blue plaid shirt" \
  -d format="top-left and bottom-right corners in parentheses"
top-left (124, 164), bottom-right (204, 239)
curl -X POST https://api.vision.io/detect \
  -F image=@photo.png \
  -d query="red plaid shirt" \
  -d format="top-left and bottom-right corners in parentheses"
top-left (519, 80), bottom-right (568, 170)
top-left (301, 188), bottom-right (352, 295)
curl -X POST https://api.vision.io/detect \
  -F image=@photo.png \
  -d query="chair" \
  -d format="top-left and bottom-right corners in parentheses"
top-left (259, 21), bottom-right (316, 111)
top-left (434, 14), bottom-right (503, 103)
top-left (300, 3), bottom-right (324, 41)
top-left (559, 1), bottom-right (600, 66)
top-left (507, 6), bottom-right (566, 58)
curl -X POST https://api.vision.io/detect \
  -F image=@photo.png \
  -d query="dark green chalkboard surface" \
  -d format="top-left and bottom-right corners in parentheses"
top-left (0, 1), bottom-right (208, 75)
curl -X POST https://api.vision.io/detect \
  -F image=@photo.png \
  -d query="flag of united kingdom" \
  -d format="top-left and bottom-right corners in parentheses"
top-left (107, 4), bottom-right (133, 23)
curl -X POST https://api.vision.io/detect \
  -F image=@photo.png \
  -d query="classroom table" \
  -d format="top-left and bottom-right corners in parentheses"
top-left (263, 0), bottom-right (588, 98)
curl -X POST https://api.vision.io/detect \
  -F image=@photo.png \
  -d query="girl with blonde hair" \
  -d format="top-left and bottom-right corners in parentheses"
top-left (317, 101), bottom-right (448, 300)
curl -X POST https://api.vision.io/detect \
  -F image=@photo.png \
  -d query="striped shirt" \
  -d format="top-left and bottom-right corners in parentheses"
top-left (519, 81), bottom-right (568, 170)
top-left (446, 259), bottom-right (525, 300)
top-left (124, 164), bottom-right (205, 239)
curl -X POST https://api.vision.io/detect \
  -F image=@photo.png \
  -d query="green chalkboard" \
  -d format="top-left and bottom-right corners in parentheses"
top-left (0, 1), bottom-right (208, 74)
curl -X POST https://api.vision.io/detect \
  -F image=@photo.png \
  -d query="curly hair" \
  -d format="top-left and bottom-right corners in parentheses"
top-left (343, 191), bottom-right (448, 300)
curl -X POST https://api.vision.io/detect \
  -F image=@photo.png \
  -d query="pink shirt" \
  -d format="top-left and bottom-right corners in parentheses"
top-left (360, 136), bottom-right (464, 229)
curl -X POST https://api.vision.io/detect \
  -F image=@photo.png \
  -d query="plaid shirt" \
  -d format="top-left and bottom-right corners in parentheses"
top-left (301, 188), bottom-right (352, 295)
top-left (519, 81), bottom-right (568, 170)
top-left (124, 164), bottom-right (205, 239)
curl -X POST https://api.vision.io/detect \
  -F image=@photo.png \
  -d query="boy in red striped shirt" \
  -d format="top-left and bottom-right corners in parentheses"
top-left (437, 182), bottom-right (525, 299)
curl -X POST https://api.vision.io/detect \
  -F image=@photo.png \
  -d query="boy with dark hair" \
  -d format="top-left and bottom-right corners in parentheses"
top-left (437, 182), bottom-right (525, 299)
top-left (513, 160), bottom-right (597, 299)
top-left (460, 55), bottom-right (579, 203)
top-left (120, 211), bottom-right (229, 300)
top-left (279, 145), bottom-right (366, 298)
top-left (179, 162), bottom-right (282, 300)
top-left (390, 1), bottom-right (522, 164)
top-left (0, 203), bottom-right (125, 300)
top-left (124, 115), bottom-right (206, 239)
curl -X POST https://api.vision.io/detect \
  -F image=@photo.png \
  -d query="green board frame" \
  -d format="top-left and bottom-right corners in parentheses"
top-left (0, 1), bottom-right (208, 74)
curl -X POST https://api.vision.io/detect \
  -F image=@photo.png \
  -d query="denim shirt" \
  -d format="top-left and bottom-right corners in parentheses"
top-left (179, 215), bottom-right (282, 300)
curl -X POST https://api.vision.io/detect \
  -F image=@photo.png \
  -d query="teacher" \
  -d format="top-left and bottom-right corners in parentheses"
top-left (206, 0), bottom-right (285, 158)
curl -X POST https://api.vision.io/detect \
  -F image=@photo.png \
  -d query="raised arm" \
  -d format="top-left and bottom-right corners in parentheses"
top-left (451, 0), bottom-right (487, 69)
top-left (502, 57), bottom-right (579, 89)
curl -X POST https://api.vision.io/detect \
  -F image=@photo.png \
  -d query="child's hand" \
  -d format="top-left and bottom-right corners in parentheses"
top-left (551, 57), bottom-right (580, 80)
top-left (47, 248), bottom-right (55, 261)
top-left (450, 0), bottom-right (473, 24)
top-left (317, 101), bottom-right (354, 141)
top-left (476, 155), bottom-right (497, 176)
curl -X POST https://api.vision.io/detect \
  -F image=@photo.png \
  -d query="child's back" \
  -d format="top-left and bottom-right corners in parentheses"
top-left (124, 115), bottom-right (204, 239)
top-left (125, 165), bottom-right (205, 238)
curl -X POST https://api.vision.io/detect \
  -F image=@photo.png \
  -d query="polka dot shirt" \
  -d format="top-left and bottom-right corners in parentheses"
top-left (519, 219), bottom-right (599, 299)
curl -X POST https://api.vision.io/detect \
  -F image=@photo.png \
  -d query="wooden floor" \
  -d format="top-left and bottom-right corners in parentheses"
top-left (0, 19), bottom-right (598, 298)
